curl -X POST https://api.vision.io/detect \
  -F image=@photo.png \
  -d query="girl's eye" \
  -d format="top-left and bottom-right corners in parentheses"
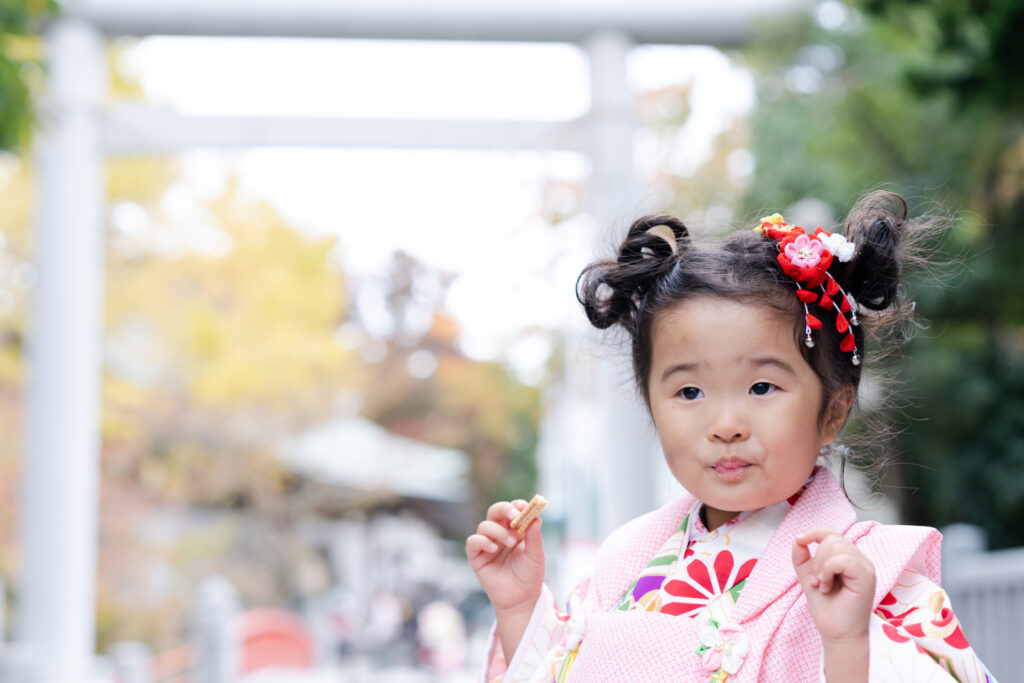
top-left (750, 382), bottom-right (777, 396)
top-left (680, 386), bottom-right (704, 400)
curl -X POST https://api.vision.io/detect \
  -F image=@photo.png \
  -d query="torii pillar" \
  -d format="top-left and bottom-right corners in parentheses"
top-left (19, 15), bottom-right (106, 682)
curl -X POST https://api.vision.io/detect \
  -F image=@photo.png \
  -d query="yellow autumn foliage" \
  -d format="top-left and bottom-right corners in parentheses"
top-left (106, 180), bottom-right (352, 410)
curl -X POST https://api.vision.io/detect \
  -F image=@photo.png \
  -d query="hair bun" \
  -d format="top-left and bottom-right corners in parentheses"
top-left (619, 215), bottom-right (688, 264)
top-left (576, 215), bottom-right (689, 331)
top-left (841, 192), bottom-right (907, 311)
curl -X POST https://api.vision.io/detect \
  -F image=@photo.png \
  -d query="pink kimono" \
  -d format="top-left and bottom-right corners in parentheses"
top-left (482, 469), bottom-right (994, 682)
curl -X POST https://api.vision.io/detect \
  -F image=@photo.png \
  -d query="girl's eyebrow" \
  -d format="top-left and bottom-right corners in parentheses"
top-left (749, 357), bottom-right (797, 375)
top-left (660, 357), bottom-right (795, 382)
top-left (660, 361), bottom-right (699, 382)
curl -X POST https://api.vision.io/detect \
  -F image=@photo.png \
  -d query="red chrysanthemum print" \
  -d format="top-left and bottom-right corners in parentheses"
top-left (660, 550), bottom-right (756, 617)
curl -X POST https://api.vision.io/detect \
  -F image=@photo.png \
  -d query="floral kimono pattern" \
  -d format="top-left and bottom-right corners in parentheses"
top-left (482, 469), bottom-right (997, 682)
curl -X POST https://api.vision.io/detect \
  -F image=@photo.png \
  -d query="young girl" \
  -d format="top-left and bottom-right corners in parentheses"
top-left (466, 192), bottom-right (996, 682)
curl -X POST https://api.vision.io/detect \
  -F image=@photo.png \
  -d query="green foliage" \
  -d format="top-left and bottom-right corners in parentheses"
top-left (863, 0), bottom-right (1024, 110)
top-left (743, 9), bottom-right (1009, 216)
top-left (0, 0), bottom-right (58, 151)
top-left (898, 190), bottom-right (1024, 549)
top-left (743, 2), bottom-right (1024, 547)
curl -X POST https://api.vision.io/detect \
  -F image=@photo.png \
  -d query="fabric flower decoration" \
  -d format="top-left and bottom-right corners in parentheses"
top-left (784, 233), bottom-right (823, 268)
top-left (756, 213), bottom-right (801, 241)
top-left (759, 213), bottom-right (786, 228)
top-left (754, 213), bottom-right (863, 364)
top-left (818, 231), bottom-right (856, 262)
top-left (776, 232), bottom-right (833, 288)
top-left (696, 618), bottom-right (749, 676)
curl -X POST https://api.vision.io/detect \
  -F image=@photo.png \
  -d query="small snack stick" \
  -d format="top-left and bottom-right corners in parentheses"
top-left (510, 494), bottom-right (547, 532)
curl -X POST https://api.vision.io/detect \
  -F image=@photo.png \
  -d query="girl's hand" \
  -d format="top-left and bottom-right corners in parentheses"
top-left (466, 499), bottom-right (546, 614)
top-left (792, 529), bottom-right (876, 643)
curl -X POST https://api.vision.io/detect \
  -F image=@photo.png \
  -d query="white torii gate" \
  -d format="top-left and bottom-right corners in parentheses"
top-left (20, 1), bottom-right (803, 680)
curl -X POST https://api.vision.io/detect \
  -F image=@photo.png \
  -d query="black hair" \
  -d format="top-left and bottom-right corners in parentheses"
top-left (576, 191), bottom-right (946, 479)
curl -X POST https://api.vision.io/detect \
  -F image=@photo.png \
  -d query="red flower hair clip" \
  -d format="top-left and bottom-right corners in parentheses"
top-left (755, 214), bottom-right (861, 365)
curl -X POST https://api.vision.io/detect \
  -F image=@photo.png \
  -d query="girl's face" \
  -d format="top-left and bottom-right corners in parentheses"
top-left (647, 297), bottom-right (850, 530)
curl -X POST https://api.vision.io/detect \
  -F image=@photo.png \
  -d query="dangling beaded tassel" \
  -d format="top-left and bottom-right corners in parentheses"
top-left (818, 278), bottom-right (861, 366)
top-left (822, 286), bottom-right (852, 331)
top-left (833, 282), bottom-right (861, 364)
top-left (834, 281), bottom-right (859, 326)
top-left (794, 283), bottom-right (817, 347)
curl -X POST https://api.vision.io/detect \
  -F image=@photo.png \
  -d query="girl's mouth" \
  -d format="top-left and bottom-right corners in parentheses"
top-left (711, 460), bottom-right (752, 480)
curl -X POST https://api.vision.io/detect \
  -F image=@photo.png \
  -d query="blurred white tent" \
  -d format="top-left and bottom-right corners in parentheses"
top-left (280, 418), bottom-right (470, 503)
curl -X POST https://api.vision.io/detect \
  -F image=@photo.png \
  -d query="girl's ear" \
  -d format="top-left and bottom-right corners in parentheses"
top-left (822, 385), bottom-right (856, 444)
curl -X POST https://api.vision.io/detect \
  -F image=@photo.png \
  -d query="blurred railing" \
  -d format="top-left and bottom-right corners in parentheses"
top-left (942, 523), bottom-right (1024, 682)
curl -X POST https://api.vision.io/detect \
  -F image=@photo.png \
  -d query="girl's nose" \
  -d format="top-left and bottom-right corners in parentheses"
top-left (708, 412), bottom-right (750, 443)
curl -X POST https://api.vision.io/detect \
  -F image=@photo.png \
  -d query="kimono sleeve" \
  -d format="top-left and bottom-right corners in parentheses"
top-left (867, 569), bottom-right (997, 682)
top-left (480, 579), bottom-right (590, 683)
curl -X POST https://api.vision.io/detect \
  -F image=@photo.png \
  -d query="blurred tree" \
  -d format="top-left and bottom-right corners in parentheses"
top-left (0, 34), bottom-right (546, 650)
top-left (862, 0), bottom-right (1024, 112)
top-left (103, 172), bottom-right (543, 648)
top-left (0, 157), bottom-right (32, 582)
top-left (99, 171), bottom-right (358, 648)
top-left (0, 145), bottom-right (358, 649)
top-left (104, 178), bottom-right (355, 500)
top-left (0, 0), bottom-right (58, 151)
top-left (739, 1), bottom-right (1024, 547)
top-left (353, 251), bottom-right (541, 519)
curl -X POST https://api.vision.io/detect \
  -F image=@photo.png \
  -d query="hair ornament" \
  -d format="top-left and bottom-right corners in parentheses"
top-left (645, 224), bottom-right (679, 255)
top-left (755, 214), bottom-right (861, 365)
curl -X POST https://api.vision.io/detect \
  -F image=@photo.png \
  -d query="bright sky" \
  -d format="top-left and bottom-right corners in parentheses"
top-left (120, 37), bottom-right (754, 382)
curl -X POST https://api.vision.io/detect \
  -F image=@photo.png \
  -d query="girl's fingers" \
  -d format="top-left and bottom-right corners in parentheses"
top-left (792, 528), bottom-right (838, 566)
top-left (795, 528), bottom-right (842, 546)
top-left (469, 499), bottom-right (545, 575)
top-left (486, 501), bottom-right (515, 523)
top-left (793, 544), bottom-right (821, 590)
top-left (792, 536), bottom-right (813, 569)
top-left (793, 528), bottom-right (875, 595)
top-left (793, 529), bottom-right (853, 590)
top-left (817, 566), bottom-right (836, 593)
top-left (520, 516), bottom-right (544, 563)
top-left (794, 529), bottom-right (847, 568)
top-left (477, 520), bottom-right (519, 548)
top-left (818, 554), bottom-right (870, 593)
top-left (486, 500), bottom-right (528, 525)
top-left (465, 534), bottom-right (501, 558)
